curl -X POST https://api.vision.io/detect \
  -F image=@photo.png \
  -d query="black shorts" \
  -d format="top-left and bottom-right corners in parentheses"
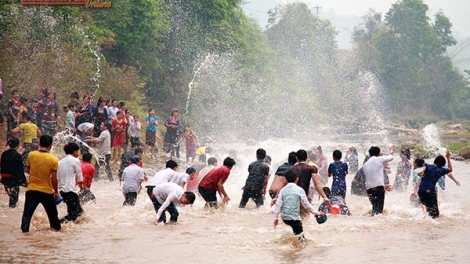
top-left (198, 186), bottom-right (217, 203)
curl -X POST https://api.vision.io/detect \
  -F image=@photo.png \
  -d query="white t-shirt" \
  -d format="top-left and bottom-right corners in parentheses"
top-left (122, 164), bottom-right (145, 193)
top-left (149, 168), bottom-right (179, 186)
top-left (107, 106), bottom-right (118, 123)
top-left (152, 182), bottom-right (184, 220)
top-left (58, 154), bottom-right (83, 193)
top-left (171, 172), bottom-right (189, 186)
top-left (363, 154), bottom-right (394, 189)
top-left (96, 130), bottom-right (111, 155)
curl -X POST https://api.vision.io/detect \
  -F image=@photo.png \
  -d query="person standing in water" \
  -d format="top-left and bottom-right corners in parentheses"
top-left (392, 148), bottom-right (412, 192)
top-left (239, 148), bottom-right (270, 208)
top-left (273, 169), bottom-right (325, 241)
top-left (268, 152), bottom-right (297, 200)
top-left (276, 150), bottom-right (330, 210)
top-left (84, 121), bottom-right (113, 182)
top-left (413, 150), bottom-right (454, 218)
top-left (1, 138), bottom-right (27, 208)
top-left (363, 145), bottom-right (395, 216)
top-left (151, 182), bottom-right (196, 226)
top-left (198, 157), bottom-right (236, 208)
top-left (57, 142), bottom-right (84, 223)
top-left (21, 135), bottom-right (61, 233)
top-left (328, 150), bottom-right (348, 199)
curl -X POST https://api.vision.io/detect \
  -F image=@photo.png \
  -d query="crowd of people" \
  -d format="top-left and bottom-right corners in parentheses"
top-left (0, 88), bottom-right (462, 242)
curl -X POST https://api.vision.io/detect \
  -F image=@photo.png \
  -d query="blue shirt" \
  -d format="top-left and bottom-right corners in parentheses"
top-left (145, 115), bottom-right (158, 132)
top-left (418, 164), bottom-right (449, 193)
top-left (328, 161), bottom-right (348, 192)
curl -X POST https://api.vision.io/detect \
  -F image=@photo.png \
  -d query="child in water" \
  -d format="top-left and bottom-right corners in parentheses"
top-left (318, 187), bottom-right (351, 216)
top-left (273, 169), bottom-right (325, 242)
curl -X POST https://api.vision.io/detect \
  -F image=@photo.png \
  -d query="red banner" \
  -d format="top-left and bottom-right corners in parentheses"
top-left (21, 0), bottom-right (87, 5)
top-left (21, 0), bottom-right (111, 7)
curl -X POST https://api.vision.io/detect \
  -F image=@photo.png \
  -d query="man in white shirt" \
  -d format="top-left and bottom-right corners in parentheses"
top-left (84, 121), bottom-right (113, 182)
top-left (122, 155), bottom-right (145, 206)
top-left (363, 145), bottom-right (395, 216)
top-left (145, 160), bottom-right (179, 201)
top-left (57, 142), bottom-right (84, 223)
top-left (151, 182), bottom-right (195, 226)
top-left (171, 167), bottom-right (196, 189)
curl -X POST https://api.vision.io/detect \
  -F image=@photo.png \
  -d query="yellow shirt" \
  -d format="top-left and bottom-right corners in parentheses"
top-left (196, 146), bottom-right (207, 155)
top-left (19, 122), bottom-right (39, 143)
top-left (26, 150), bottom-right (59, 194)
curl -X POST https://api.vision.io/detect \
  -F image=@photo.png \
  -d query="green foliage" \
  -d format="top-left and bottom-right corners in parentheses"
top-left (352, 0), bottom-right (468, 119)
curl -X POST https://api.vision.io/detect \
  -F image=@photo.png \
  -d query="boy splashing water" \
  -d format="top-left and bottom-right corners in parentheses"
top-left (273, 169), bottom-right (325, 242)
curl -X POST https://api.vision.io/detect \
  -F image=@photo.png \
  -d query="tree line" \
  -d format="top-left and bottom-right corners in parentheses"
top-left (0, 0), bottom-right (468, 141)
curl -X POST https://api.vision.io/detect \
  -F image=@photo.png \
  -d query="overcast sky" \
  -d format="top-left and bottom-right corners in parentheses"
top-left (244, 0), bottom-right (469, 37)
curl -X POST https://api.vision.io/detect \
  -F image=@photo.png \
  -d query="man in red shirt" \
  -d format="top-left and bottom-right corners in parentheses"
top-left (198, 157), bottom-right (236, 209)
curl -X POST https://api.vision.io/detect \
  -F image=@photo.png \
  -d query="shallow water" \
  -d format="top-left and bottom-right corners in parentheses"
top-left (1, 140), bottom-right (469, 263)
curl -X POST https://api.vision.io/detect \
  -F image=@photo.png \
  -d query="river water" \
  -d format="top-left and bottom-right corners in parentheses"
top-left (1, 139), bottom-right (469, 263)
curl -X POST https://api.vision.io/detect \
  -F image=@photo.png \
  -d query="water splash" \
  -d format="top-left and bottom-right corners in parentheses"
top-left (357, 71), bottom-right (390, 144)
top-left (78, 27), bottom-right (102, 97)
top-left (53, 130), bottom-right (105, 164)
top-left (421, 123), bottom-right (442, 153)
top-left (185, 53), bottom-right (219, 114)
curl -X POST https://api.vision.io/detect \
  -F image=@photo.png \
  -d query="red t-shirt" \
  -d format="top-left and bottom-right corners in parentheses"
top-left (81, 161), bottom-right (96, 188)
top-left (199, 166), bottom-right (230, 190)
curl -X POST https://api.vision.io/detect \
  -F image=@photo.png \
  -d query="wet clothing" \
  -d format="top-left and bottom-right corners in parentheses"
top-left (363, 154), bottom-right (394, 215)
top-left (1, 149), bottom-right (27, 207)
top-left (367, 186), bottom-right (385, 215)
top-left (418, 164), bottom-right (449, 194)
top-left (122, 164), bottom-right (145, 194)
top-left (363, 154), bottom-right (394, 190)
top-left (328, 161), bottom-right (348, 198)
top-left (239, 159), bottom-right (270, 208)
top-left (418, 164), bottom-right (450, 218)
top-left (289, 162), bottom-right (318, 198)
top-left (81, 162), bottom-right (96, 189)
top-left (58, 154), bottom-right (84, 222)
top-left (351, 168), bottom-right (367, 196)
top-left (344, 153), bottom-right (359, 175)
top-left (21, 150), bottom-right (60, 233)
top-left (60, 191), bottom-right (84, 222)
top-left (275, 162), bottom-right (293, 177)
top-left (151, 182), bottom-right (184, 223)
top-left (94, 129), bottom-right (113, 181)
top-left (199, 166), bottom-right (230, 190)
top-left (149, 168), bottom-right (179, 186)
top-left (273, 183), bottom-right (315, 235)
top-left (393, 160), bottom-right (412, 192)
top-left (318, 195), bottom-right (351, 215)
top-left (118, 149), bottom-right (136, 181)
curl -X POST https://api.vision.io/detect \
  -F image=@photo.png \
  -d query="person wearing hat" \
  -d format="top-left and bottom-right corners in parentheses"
top-left (164, 108), bottom-right (181, 159)
top-left (273, 169), bottom-right (325, 242)
top-left (121, 155), bottom-right (145, 206)
top-left (0, 138), bottom-right (27, 208)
